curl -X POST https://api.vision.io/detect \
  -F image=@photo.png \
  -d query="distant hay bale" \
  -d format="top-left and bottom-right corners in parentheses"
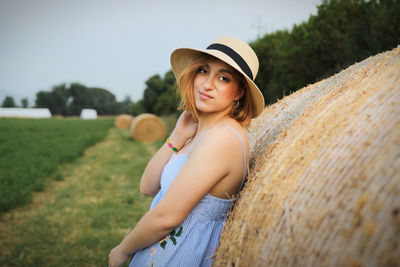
top-left (130, 113), bottom-right (166, 143)
top-left (115, 114), bottom-right (134, 129)
top-left (80, 108), bottom-right (97, 119)
top-left (214, 46), bottom-right (400, 266)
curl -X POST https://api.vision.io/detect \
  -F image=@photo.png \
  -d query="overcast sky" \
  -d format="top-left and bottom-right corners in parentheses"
top-left (0, 0), bottom-right (321, 106)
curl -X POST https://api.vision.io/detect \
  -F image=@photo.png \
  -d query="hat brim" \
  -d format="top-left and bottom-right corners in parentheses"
top-left (171, 48), bottom-right (265, 118)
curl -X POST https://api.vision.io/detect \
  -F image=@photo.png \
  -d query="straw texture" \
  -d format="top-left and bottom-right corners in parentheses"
top-left (115, 114), bottom-right (134, 129)
top-left (214, 46), bottom-right (400, 267)
top-left (130, 113), bottom-right (166, 143)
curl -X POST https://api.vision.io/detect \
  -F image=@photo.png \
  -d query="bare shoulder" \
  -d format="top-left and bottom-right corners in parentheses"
top-left (208, 125), bottom-right (247, 143)
top-left (191, 124), bottom-right (249, 158)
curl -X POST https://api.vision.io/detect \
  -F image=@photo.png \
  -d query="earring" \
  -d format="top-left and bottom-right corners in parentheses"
top-left (234, 100), bottom-right (240, 110)
top-left (231, 100), bottom-right (240, 116)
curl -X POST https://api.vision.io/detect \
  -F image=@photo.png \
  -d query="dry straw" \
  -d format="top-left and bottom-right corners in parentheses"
top-left (214, 46), bottom-right (400, 266)
top-left (115, 114), bottom-right (135, 129)
top-left (130, 113), bottom-right (166, 143)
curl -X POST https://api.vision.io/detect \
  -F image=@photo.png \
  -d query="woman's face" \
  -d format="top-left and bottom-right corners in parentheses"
top-left (193, 59), bottom-right (242, 115)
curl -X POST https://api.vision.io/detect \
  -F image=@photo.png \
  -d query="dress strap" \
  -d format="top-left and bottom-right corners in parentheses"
top-left (224, 126), bottom-right (247, 194)
top-left (184, 126), bottom-right (247, 194)
top-left (184, 137), bottom-right (196, 154)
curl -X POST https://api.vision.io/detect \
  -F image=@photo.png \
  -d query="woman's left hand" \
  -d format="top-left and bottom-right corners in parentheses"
top-left (108, 245), bottom-right (129, 267)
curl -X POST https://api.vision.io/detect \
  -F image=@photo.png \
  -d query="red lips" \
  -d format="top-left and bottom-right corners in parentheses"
top-left (199, 92), bottom-right (214, 100)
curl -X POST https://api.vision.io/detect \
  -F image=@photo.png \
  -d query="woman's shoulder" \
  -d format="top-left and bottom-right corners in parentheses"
top-left (196, 123), bottom-right (248, 153)
top-left (208, 125), bottom-right (247, 141)
top-left (213, 120), bottom-right (247, 139)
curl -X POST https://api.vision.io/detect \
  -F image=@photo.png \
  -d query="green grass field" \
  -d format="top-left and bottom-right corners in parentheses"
top-left (0, 118), bottom-right (114, 214)
top-left (0, 125), bottom-right (160, 266)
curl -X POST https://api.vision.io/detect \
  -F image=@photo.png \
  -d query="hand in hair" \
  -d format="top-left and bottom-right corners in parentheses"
top-left (170, 111), bottom-right (198, 149)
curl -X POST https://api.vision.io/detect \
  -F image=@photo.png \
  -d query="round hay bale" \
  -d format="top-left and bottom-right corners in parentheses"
top-left (130, 113), bottom-right (166, 143)
top-left (115, 114), bottom-right (134, 129)
top-left (215, 46), bottom-right (400, 266)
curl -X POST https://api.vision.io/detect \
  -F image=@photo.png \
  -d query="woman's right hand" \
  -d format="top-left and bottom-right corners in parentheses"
top-left (170, 111), bottom-right (198, 149)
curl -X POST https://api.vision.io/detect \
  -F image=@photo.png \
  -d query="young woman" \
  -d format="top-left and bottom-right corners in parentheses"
top-left (109, 36), bottom-right (264, 267)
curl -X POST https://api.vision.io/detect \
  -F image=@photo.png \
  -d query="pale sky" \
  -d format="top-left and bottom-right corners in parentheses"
top-left (0, 0), bottom-right (321, 106)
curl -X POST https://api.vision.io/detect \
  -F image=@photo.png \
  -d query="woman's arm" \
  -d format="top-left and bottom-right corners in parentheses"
top-left (139, 142), bottom-right (175, 196)
top-left (109, 128), bottom-right (244, 267)
top-left (108, 206), bottom-right (179, 267)
top-left (139, 111), bottom-right (198, 196)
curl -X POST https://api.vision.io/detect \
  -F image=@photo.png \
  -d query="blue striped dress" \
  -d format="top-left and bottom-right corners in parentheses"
top-left (129, 127), bottom-right (246, 267)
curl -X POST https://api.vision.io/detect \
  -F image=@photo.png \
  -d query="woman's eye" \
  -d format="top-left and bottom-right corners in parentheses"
top-left (198, 67), bottom-right (207, 74)
top-left (219, 76), bottom-right (229, 82)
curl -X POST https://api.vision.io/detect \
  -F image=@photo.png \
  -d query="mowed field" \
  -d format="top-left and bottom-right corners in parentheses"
top-left (0, 118), bottom-right (162, 266)
top-left (0, 118), bottom-right (114, 213)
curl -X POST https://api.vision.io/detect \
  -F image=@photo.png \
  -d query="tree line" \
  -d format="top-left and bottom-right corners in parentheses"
top-left (252, 0), bottom-right (400, 104)
top-left (1, 83), bottom-right (133, 116)
top-left (130, 0), bottom-right (400, 114)
top-left (1, 96), bottom-right (29, 108)
top-left (2, 0), bottom-right (399, 116)
top-left (34, 83), bottom-right (133, 116)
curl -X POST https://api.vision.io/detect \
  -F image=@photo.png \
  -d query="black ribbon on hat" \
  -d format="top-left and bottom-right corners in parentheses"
top-left (206, 43), bottom-right (254, 80)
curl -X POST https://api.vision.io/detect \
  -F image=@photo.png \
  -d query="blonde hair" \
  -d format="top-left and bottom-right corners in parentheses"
top-left (177, 54), bottom-right (253, 126)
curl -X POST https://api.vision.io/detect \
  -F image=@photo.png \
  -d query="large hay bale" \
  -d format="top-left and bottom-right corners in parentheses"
top-left (115, 114), bottom-right (134, 129)
top-left (130, 113), bottom-right (166, 143)
top-left (215, 46), bottom-right (400, 266)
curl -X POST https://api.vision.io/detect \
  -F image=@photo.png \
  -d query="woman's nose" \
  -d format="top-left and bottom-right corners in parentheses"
top-left (203, 76), bottom-right (215, 91)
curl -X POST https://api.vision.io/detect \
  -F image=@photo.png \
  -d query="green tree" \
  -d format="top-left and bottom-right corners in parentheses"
top-left (141, 70), bottom-right (179, 115)
top-left (131, 99), bottom-right (145, 116)
top-left (154, 70), bottom-right (179, 115)
top-left (88, 87), bottom-right (120, 115)
top-left (68, 83), bottom-right (91, 116)
top-left (251, 30), bottom-right (291, 104)
top-left (142, 74), bottom-right (165, 114)
top-left (119, 96), bottom-right (134, 114)
top-left (35, 83), bottom-right (121, 116)
top-left (21, 98), bottom-right (28, 108)
top-left (2, 96), bottom-right (16, 107)
top-left (35, 84), bottom-right (69, 115)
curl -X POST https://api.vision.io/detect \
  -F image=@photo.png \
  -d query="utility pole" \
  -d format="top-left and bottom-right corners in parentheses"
top-left (251, 16), bottom-right (268, 39)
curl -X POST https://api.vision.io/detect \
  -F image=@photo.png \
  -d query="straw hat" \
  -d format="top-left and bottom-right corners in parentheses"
top-left (170, 36), bottom-right (265, 118)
